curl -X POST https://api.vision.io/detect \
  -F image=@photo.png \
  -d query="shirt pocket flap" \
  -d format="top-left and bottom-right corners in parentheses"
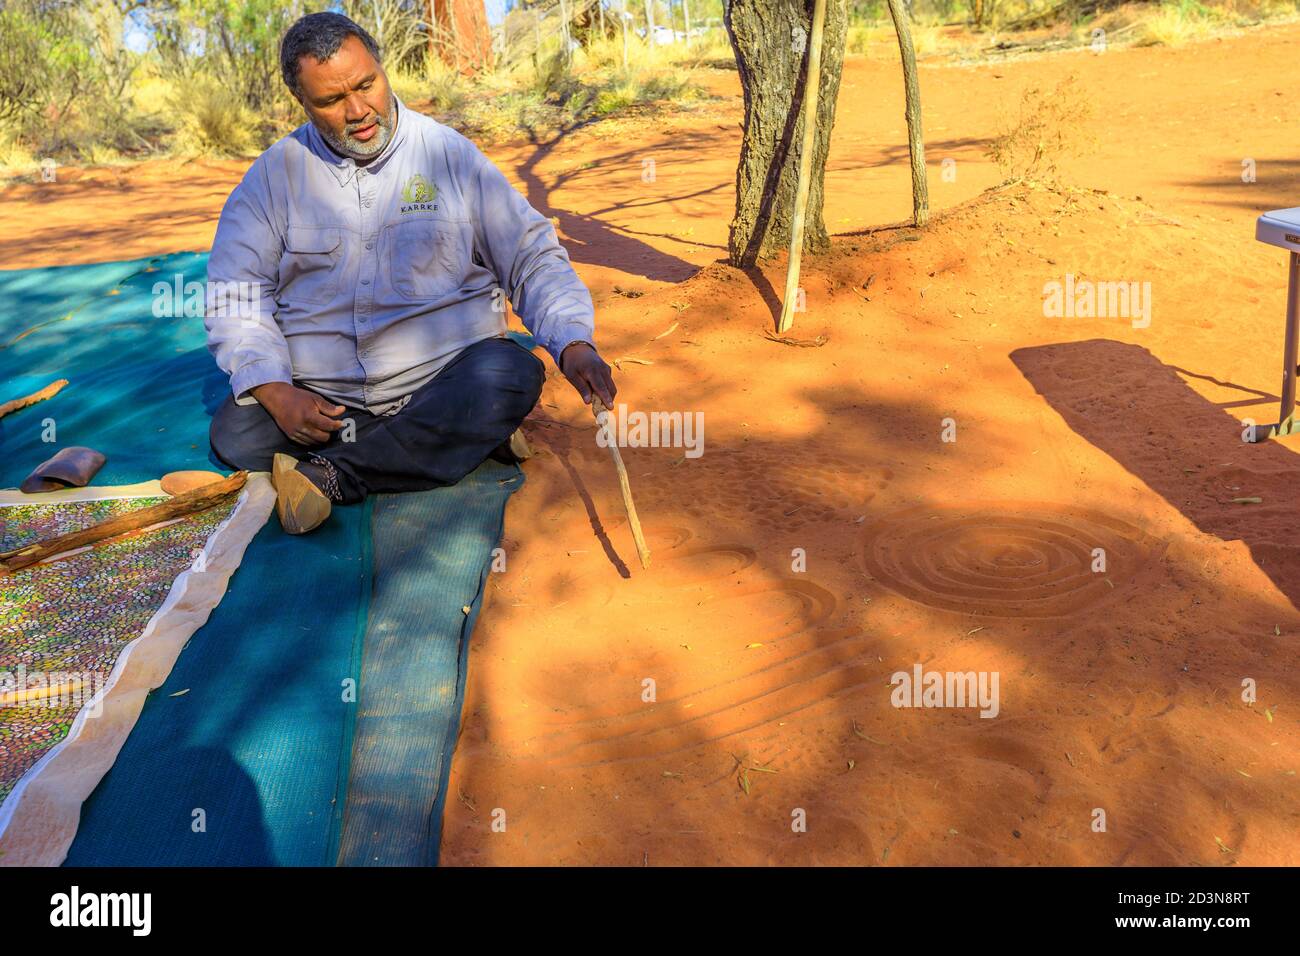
top-left (385, 219), bottom-right (463, 300)
top-left (285, 226), bottom-right (341, 254)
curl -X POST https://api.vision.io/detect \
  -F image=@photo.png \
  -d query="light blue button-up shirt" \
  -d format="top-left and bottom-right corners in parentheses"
top-left (204, 96), bottom-right (596, 416)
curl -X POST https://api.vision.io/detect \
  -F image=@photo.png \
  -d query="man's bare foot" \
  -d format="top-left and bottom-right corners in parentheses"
top-left (271, 453), bottom-right (332, 535)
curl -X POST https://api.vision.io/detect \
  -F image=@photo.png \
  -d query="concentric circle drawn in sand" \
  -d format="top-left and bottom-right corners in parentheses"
top-left (858, 502), bottom-right (1166, 618)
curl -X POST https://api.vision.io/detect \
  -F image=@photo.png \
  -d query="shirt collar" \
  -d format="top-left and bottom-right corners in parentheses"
top-left (309, 96), bottom-right (408, 187)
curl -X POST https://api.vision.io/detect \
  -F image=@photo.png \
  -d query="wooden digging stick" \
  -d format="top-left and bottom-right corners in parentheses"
top-left (777, 0), bottom-right (829, 334)
top-left (0, 379), bottom-right (68, 420)
top-left (591, 396), bottom-right (650, 570)
top-left (0, 470), bottom-right (248, 574)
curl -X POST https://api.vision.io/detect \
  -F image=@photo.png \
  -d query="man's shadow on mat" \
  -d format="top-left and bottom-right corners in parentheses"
top-left (66, 745), bottom-right (276, 866)
top-left (1012, 338), bottom-right (1300, 609)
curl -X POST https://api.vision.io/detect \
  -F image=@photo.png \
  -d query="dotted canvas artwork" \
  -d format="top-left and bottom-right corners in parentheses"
top-left (0, 496), bottom-right (236, 807)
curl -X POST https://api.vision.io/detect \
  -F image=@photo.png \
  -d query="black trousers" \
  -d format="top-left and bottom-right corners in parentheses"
top-left (209, 336), bottom-right (545, 505)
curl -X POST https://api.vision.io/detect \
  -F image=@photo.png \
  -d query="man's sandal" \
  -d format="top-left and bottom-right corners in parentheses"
top-left (489, 428), bottom-right (533, 465)
top-left (271, 452), bottom-right (332, 535)
top-left (507, 427), bottom-right (532, 461)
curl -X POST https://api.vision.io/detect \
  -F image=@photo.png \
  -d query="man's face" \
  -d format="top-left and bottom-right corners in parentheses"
top-left (294, 34), bottom-right (395, 161)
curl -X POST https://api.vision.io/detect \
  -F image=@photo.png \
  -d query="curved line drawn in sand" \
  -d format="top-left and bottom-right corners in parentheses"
top-left (532, 572), bottom-right (840, 730)
top-left (521, 537), bottom-right (883, 766)
top-left (858, 503), bottom-right (1168, 618)
top-left (498, 452), bottom-right (900, 769)
top-left (644, 524), bottom-right (694, 552)
top-left (635, 456), bottom-right (894, 531)
top-left (538, 533), bottom-right (749, 611)
top-left (643, 543), bottom-right (758, 585)
top-left (543, 637), bottom-right (882, 767)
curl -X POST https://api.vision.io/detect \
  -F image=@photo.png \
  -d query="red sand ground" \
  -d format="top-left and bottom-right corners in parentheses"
top-left (4, 25), bottom-right (1300, 865)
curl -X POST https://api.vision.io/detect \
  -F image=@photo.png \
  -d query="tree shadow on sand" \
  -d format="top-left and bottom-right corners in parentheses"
top-left (1012, 338), bottom-right (1300, 608)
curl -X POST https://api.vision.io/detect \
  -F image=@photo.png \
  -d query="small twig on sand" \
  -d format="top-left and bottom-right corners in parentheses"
top-left (764, 330), bottom-right (828, 348)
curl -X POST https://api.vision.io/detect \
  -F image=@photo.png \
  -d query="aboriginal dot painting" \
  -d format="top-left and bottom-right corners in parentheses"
top-left (0, 496), bottom-right (236, 807)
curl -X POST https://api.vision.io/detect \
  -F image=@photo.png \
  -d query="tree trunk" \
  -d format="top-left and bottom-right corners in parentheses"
top-left (560, 0), bottom-right (571, 61)
top-left (886, 0), bottom-right (928, 226)
top-left (621, 0), bottom-right (630, 67)
top-left (645, 0), bottom-right (656, 39)
top-left (433, 0), bottom-right (494, 75)
top-left (428, 0), bottom-right (437, 60)
top-left (725, 0), bottom-right (848, 267)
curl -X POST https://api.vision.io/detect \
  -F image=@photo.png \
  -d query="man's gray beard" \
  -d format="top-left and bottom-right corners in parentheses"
top-left (321, 96), bottom-right (395, 160)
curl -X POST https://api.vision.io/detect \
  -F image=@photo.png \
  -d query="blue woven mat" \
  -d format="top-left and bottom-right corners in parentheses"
top-left (1, 254), bottom-right (525, 865)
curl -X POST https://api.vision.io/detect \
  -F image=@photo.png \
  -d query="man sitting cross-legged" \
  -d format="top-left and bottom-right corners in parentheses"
top-left (205, 12), bottom-right (615, 533)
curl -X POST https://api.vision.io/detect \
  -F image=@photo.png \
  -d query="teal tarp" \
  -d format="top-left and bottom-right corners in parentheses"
top-left (0, 253), bottom-right (523, 865)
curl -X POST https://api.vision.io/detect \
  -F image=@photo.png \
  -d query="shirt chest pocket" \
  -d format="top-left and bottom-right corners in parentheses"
top-left (383, 219), bottom-right (464, 300)
top-left (279, 226), bottom-right (343, 305)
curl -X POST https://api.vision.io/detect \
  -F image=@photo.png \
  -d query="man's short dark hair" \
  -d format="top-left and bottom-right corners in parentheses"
top-left (280, 12), bottom-right (382, 98)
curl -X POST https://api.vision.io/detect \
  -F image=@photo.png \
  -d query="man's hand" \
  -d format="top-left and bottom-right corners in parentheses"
top-left (559, 342), bottom-right (616, 408)
top-left (250, 382), bottom-right (347, 446)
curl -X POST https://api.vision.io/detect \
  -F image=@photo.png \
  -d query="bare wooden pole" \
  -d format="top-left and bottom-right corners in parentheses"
top-left (777, 0), bottom-right (828, 334)
top-left (620, 0), bottom-right (630, 69)
top-left (0, 471), bottom-right (248, 574)
top-left (591, 397), bottom-right (650, 570)
top-left (560, 0), bottom-right (571, 63)
top-left (886, 0), bottom-right (929, 226)
top-left (0, 378), bottom-right (67, 420)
